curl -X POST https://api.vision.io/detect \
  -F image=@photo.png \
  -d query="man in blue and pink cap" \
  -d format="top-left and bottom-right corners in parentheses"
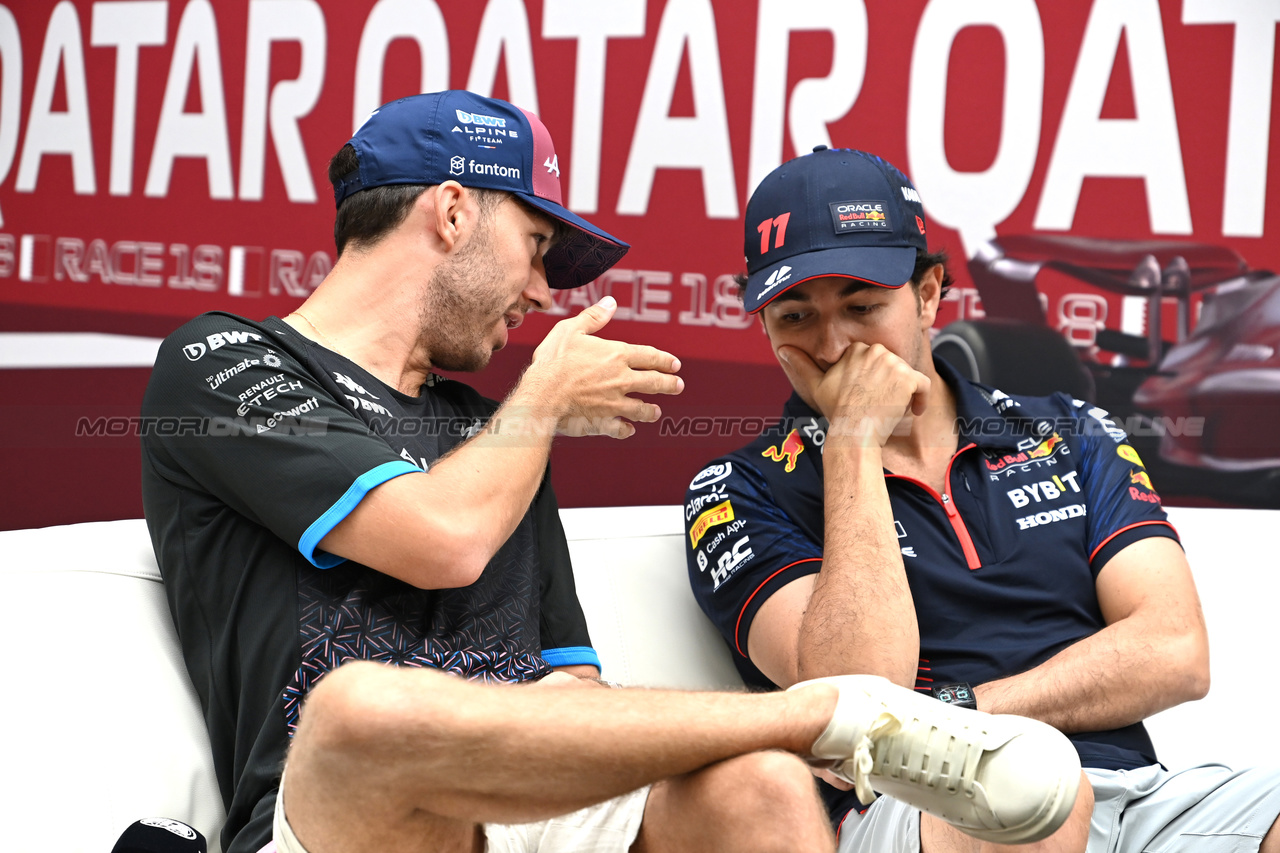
top-left (143, 94), bottom-right (1080, 853)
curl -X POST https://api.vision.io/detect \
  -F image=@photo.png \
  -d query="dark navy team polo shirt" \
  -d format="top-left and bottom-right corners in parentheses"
top-left (685, 358), bottom-right (1180, 820)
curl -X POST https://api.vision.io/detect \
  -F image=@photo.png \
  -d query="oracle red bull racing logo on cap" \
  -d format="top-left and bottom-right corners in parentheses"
top-left (829, 200), bottom-right (891, 233)
top-left (762, 429), bottom-right (805, 473)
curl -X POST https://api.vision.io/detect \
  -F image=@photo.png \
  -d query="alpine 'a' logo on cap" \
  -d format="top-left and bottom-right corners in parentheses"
top-left (449, 156), bottom-right (464, 176)
top-left (758, 265), bottom-right (792, 298)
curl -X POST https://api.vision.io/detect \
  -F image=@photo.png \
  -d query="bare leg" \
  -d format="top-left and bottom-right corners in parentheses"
top-left (920, 772), bottom-right (1094, 853)
top-left (284, 661), bottom-right (837, 853)
top-left (633, 752), bottom-right (836, 853)
top-left (1261, 814), bottom-right (1280, 853)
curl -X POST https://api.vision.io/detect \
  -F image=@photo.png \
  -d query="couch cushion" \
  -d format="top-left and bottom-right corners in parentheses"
top-left (562, 505), bottom-right (744, 690)
top-left (0, 519), bottom-right (226, 853)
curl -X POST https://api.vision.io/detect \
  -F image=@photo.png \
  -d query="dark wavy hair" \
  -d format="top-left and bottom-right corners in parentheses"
top-left (327, 144), bottom-right (503, 257)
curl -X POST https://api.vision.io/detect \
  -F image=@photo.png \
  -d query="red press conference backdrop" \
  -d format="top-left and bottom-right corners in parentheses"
top-left (2, 0), bottom-right (1278, 527)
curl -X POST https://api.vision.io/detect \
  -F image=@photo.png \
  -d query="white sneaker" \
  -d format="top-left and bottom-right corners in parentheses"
top-left (792, 675), bottom-right (1080, 844)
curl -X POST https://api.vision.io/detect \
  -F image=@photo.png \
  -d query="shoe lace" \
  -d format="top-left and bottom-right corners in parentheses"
top-left (850, 711), bottom-right (902, 803)
top-left (876, 717), bottom-right (984, 800)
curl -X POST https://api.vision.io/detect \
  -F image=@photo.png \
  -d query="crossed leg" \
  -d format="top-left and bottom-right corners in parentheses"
top-left (920, 774), bottom-right (1093, 853)
top-left (282, 661), bottom-right (838, 853)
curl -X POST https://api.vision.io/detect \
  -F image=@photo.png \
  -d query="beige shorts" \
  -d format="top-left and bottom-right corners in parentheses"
top-left (273, 776), bottom-right (650, 853)
top-left (836, 763), bottom-right (1280, 853)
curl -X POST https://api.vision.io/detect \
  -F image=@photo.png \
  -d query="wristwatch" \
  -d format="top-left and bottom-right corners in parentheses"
top-left (931, 682), bottom-right (978, 709)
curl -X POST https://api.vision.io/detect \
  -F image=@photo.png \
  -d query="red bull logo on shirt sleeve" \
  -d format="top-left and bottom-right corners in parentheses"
top-left (762, 429), bottom-right (805, 473)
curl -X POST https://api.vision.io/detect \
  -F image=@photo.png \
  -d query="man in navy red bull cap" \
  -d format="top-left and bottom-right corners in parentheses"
top-left (685, 145), bottom-right (1280, 852)
top-left (143, 95), bottom-right (1081, 853)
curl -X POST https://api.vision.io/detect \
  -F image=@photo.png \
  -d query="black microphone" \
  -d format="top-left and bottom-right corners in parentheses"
top-left (112, 819), bottom-right (207, 853)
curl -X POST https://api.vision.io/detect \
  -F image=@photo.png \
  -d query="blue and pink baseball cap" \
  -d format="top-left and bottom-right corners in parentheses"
top-left (742, 146), bottom-right (929, 313)
top-left (334, 90), bottom-right (628, 289)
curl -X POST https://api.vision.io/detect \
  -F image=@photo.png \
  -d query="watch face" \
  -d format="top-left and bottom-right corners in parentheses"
top-left (936, 684), bottom-right (974, 705)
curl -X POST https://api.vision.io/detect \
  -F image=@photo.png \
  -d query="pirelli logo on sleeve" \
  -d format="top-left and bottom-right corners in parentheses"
top-left (689, 500), bottom-right (734, 549)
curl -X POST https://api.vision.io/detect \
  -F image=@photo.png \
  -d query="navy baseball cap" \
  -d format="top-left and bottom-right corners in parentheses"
top-left (743, 146), bottom-right (928, 313)
top-left (334, 90), bottom-right (628, 289)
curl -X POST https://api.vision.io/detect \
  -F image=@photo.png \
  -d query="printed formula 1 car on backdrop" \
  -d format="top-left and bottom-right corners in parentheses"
top-left (932, 234), bottom-right (1280, 508)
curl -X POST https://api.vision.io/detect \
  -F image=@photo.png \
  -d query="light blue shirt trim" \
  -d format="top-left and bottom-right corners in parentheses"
top-left (298, 460), bottom-right (422, 568)
top-left (542, 646), bottom-right (602, 671)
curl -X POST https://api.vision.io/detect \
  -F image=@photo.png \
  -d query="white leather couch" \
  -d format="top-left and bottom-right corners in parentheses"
top-left (2, 506), bottom-right (1276, 853)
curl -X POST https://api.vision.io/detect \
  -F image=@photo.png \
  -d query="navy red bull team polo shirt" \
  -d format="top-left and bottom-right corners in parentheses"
top-left (685, 358), bottom-right (1180, 820)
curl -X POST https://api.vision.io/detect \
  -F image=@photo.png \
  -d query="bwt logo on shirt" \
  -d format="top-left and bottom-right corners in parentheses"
top-left (183, 330), bottom-right (263, 360)
top-left (208, 330), bottom-right (262, 350)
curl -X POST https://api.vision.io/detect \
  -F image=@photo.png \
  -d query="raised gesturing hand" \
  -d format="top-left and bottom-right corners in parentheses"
top-left (526, 297), bottom-right (684, 439)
